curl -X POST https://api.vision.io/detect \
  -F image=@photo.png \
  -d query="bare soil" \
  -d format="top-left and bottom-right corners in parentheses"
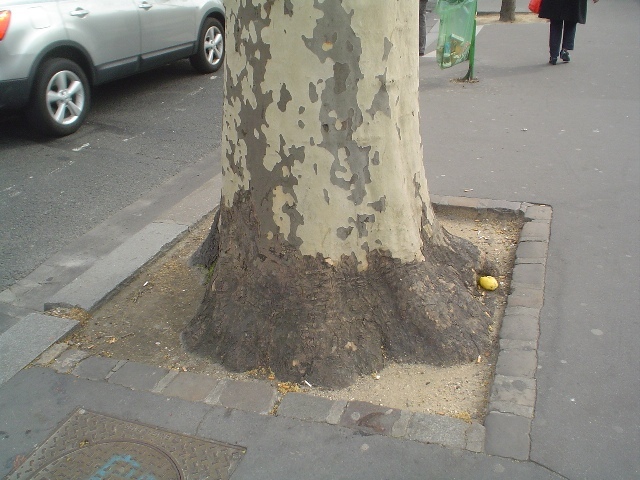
top-left (476, 12), bottom-right (547, 25)
top-left (57, 207), bottom-right (522, 423)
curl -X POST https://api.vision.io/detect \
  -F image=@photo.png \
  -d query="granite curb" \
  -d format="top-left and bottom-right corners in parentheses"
top-left (0, 170), bottom-right (223, 388)
top-left (30, 195), bottom-right (551, 461)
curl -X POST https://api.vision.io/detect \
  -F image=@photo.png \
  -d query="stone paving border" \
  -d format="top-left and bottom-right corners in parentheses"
top-left (435, 196), bottom-right (551, 460)
top-left (31, 196), bottom-right (551, 460)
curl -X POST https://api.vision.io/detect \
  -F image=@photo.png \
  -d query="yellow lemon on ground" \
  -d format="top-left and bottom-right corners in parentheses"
top-left (479, 276), bottom-right (499, 291)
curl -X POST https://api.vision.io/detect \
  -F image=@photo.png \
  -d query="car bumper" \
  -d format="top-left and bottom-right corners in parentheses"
top-left (0, 78), bottom-right (30, 110)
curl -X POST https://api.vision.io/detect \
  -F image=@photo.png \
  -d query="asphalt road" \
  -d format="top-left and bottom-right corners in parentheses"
top-left (0, 60), bottom-right (224, 290)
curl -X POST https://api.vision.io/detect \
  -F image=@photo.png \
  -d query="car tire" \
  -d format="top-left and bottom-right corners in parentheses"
top-left (190, 17), bottom-right (225, 73)
top-left (28, 58), bottom-right (90, 137)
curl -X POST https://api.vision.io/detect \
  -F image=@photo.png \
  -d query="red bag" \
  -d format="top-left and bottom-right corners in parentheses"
top-left (529, 0), bottom-right (542, 13)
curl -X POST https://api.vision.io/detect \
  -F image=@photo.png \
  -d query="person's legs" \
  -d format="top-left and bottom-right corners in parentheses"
top-left (419, 0), bottom-right (428, 55)
top-left (559, 21), bottom-right (577, 61)
top-left (549, 19), bottom-right (563, 61)
top-left (561, 21), bottom-right (578, 50)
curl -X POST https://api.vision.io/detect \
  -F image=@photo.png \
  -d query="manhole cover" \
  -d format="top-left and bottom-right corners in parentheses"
top-left (7, 409), bottom-right (245, 480)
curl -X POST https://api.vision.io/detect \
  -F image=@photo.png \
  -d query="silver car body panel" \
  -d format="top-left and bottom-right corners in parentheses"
top-left (56, 0), bottom-right (141, 80)
top-left (139, 0), bottom-right (195, 56)
top-left (0, 0), bottom-right (224, 109)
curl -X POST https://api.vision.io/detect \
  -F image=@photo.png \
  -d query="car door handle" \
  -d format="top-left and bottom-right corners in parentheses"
top-left (138, 1), bottom-right (153, 10)
top-left (69, 7), bottom-right (89, 18)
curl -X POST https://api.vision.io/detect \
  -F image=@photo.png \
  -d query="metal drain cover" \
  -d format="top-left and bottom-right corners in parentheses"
top-left (7, 409), bottom-right (245, 480)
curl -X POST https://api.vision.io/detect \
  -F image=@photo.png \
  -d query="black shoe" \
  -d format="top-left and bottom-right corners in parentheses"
top-left (560, 49), bottom-right (571, 62)
top-left (549, 57), bottom-right (557, 65)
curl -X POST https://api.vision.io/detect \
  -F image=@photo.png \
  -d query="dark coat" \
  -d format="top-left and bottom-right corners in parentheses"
top-left (539, 0), bottom-right (588, 24)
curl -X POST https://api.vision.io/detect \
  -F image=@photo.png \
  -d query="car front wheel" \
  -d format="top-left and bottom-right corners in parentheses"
top-left (28, 58), bottom-right (90, 137)
top-left (190, 17), bottom-right (224, 73)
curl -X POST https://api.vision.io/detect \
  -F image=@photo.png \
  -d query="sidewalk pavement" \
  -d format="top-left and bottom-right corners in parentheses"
top-left (2, 2), bottom-right (639, 479)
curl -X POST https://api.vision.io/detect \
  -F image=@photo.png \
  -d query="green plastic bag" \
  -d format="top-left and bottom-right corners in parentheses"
top-left (435, 0), bottom-right (477, 69)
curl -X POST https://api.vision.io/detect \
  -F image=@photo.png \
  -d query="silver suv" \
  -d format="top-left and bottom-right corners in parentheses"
top-left (0, 0), bottom-right (225, 136)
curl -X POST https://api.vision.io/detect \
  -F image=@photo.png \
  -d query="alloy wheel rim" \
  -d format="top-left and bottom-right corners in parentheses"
top-left (46, 70), bottom-right (85, 126)
top-left (204, 26), bottom-right (224, 67)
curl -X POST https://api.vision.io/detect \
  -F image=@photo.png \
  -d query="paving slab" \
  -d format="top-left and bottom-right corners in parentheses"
top-left (0, 313), bottom-right (77, 385)
top-left (277, 391), bottom-right (340, 423)
top-left (490, 374), bottom-right (537, 416)
top-left (216, 379), bottom-right (278, 415)
top-left (519, 221), bottom-right (551, 242)
top-left (73, 355), bottom-right (121, 381)
top-left (107, 361), bottom-right (169, 391)
top-left (161, 371), bottom-right (221, 402)
top-left (406, 412), bottom-right (468, 449)
top-left (51, 348), bottom-right (91, 373)
top-left (485, 411), bottom-right (532, 461)
top-left (500, 310), bottom-right (540, 342)
top-left (523, 205), bottom-right (553, 222)
top-left (465, 422), bottom-right (486, 453)
top-left (340, 400), bottom-right (404, 436)
top-left (496, 348), bottom-right (538, 378)
top-left (515, 240), bottom-right (548, 259)
top-left (34, 342), bottom-right (70, 366)
top-left (508, 284), bottom-right (545, 309)
top-left (512, 263), bottom-right (547, 288)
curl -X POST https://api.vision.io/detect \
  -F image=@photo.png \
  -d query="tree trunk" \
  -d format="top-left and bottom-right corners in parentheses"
top-left (183, 0), bottom-right (494, 388)
top-left (500, 0), bottom-right (517, 22)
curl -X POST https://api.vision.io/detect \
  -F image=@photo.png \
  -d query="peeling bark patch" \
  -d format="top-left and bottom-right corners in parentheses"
top-left (337, 226), bottom-right (354, 240)
top-left (299, 106), bottom-right (305, 114)
top-left (298, 120), bottom-right (305, 129)
top-left (284, 0), bottom-right (293, 16)
top-left (413, 174), bottom-right (422, 199)
top-left (323, 188), bottom-right (330, 204)
top-left (383, 37), bottom-right (393, 61)
top-left (263, 0), bottom-right (276, 16)
top-left (356, 214), bottom-right (375, 237)
top-left (366, 71), bottom-right (391, 118)
top-left (303, 0), bottom-right (372, 208)
top-left (333, 63), bottom-right (350, 94)
top-left (276, 136), bottom-right (306, 247)
top-left (278, 83), bottom-right (292, 112)
top-left (309, 82), bottom-right (319, 103)
top-left (368, 196), bottom-right (386, 213)
top-left (282, 202), bottom-right (304, 247)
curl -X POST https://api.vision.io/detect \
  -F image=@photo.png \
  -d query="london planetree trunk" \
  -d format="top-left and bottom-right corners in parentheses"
top-left (500, 0), bottom-right (517, 22)
top-left (183, 0), bottom-right (494, 388)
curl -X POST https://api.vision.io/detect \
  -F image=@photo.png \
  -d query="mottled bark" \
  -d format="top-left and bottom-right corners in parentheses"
top-left (184, 0), bottom-right (494, 388)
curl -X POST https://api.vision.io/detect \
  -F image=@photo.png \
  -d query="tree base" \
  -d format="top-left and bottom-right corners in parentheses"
top-left (183, 202), bottom-right (495, 389)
